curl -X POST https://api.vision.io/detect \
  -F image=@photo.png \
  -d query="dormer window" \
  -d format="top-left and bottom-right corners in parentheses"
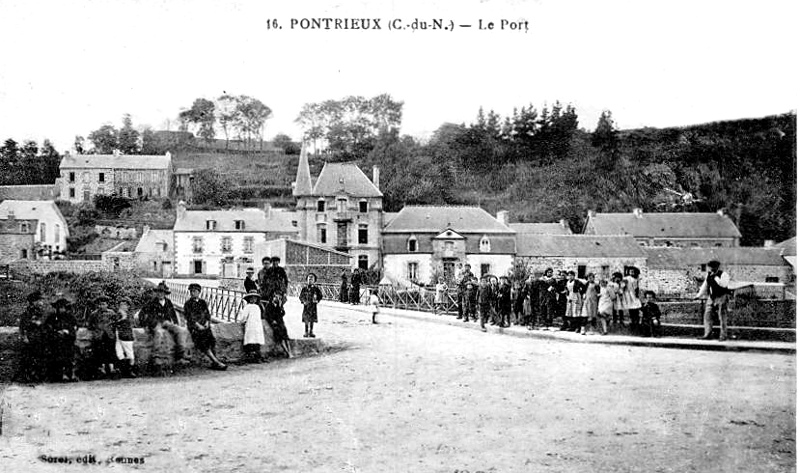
top-left (408, 236), bottom-right (418, 252)
top-left (479, 235), bottom-right (491, 252)
top-left (234, 220), bottom-right (245, 230)
top-left (359, 201), bottom-right (368, 213)
top-left (206, 220), bottom-right (217, 230)
top-left (20, 222), bottom-right (30, 233)
top-left (336, 198), bottom-right (347, 212)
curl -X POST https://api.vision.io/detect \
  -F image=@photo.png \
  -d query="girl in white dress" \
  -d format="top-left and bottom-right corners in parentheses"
top-left (241, 290), bottom-right (265, 362)
top-left (621, 267), bottom-right (643, 333)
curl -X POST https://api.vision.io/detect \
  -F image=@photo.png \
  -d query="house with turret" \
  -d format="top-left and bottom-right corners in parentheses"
top-left (292, 147), bottom-right (383, 270)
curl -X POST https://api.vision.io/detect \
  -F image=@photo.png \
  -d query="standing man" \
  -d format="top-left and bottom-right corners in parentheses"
top-left (257, 257), bottom-right (271, 301)
top-left (696, 260), bottom-right (731, 341)
top-left (17, 291), bottom-right (48, 382)
top-left (264, 256), bottom-right (289, 305)
top-left (349, 268), bottom-right (362, 304)
top-left (244, 267), bottom-right (258, 293)
top-left (456, 264), bottom-right (474, 320)
top-left (139, 281), bottom-right (190, 365)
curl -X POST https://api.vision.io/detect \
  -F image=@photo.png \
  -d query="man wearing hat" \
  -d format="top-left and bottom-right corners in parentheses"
top-left (16, 290), bottom-right (48, 382)
top-left (243, 267), bottom-right (258, 293)
top-left (257, 256), bottom-right (272, 301)
top-left (88, 295), bottom-right (118, 379)
top-left (261, 256), bottom-right (289, 305)
top-left (695, 260), bottom-right (732, 341)
top-left (184, 283), bottom-right (227, 370)
top-left (139, 281), bottom-right (189, 366)
top-left (44, 296), bottom-right (78, 382)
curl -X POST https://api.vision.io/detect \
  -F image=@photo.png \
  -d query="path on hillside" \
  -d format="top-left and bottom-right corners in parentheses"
top-left (1, 300), bottom-right (795, 473)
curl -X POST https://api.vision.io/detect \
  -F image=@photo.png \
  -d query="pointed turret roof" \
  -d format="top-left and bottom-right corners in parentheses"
top-left (293, 143), bottom-right (313, 196)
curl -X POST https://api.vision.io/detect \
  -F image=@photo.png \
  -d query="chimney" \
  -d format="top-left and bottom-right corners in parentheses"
top-left (177, 200), bottom-right (187, 220)
top-left (165, 151), bottom-right (172, 160)
top-left (7, 210), bottom-right (14, 220)
top-left (559, 219), bottom-right (569, 229)
top-left (716, 208), bottom-right (726, 216)
top-left (764, 239), bottom-right (775, 248)
top-left (587, 210), bottom-right (596, 218)
top-left (496, 210), bottom-right (509, 226)
top-left (372, 166), bottom-right (380, 190)
top-left (263, 203), bottom-right (272, 218)
top-left (633, 208), bottom-right (643, 218)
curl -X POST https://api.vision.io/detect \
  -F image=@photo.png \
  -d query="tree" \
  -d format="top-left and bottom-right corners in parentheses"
top-left (179, 98), bottom-right (216, 142)
top-left (272, 133), bottom-right (299, 154)
top-left (140, 127), bottom-right (160, 154)
top-left (234, 95), bottom-right (272, 150)
top-left (191, 168), bottom-right (234, 206)
top-left (88, 124), bottom-right (118, 154)
top-left (592, 110), bottom-right (619, 168)
top-left (74, 135), bottom-right (86, 154)
top-left (118, 114), bottom-right (140, 154)
top-left (215, 94), bottom-right (238, 149)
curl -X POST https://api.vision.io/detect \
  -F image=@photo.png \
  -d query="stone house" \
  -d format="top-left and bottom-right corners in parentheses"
top-left (292, 147), bottom-right (383, 270)
top-left (173, 202), bottom-right (298, 277)
top-left (0, 200), bottom-right (69, 256)
top-left (57, 151), bottom-right (172, 203)
top-left (134, 227), bottom-right (174, 277)
top-left (0, 217), bottom-right (37, 263)
top-left (583, 209), bottom-right (741, 247)
top-left (515, 234), bottom-right (647, 280)
top-left (382, 206), bottom-right (516, 284)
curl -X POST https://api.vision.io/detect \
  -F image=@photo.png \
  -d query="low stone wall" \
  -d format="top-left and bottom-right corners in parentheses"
top-left (12, 260), bottom-right (106, 274)
top-left (0, 322), bottom-right (324, 382)
top-left (660, 299), bottom-right (796, 328)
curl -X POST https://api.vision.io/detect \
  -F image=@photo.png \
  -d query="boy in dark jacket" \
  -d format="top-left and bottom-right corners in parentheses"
top-left (88, 295), bottom-right (118, 379)
top-left (44, 297), bottom-right (78, 382)
top-left (641, 290), bottom-right (662, 338)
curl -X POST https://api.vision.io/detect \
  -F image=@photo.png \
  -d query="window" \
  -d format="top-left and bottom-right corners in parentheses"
top-left (318, 226), bottom-right (327, 244)
top-left (317, 200), bottom-right (325, 212)
top-left (137, 187), bottom-right (143, 197)
top-left (40, 223), bottom-right (46, 241)
top-left (69, 172), bottom-right (75, 182)
top-left (69, 188), bottom-right (75, 198)
top-left (192, 236), bottom-right (204, 254)
top-left (99, 172), bottom-right (105, 182)
top-left (292, 220), bottom-right (298, 227)
top-left (479, 235), bottom-right (491, 252)
top-left (206, 220), bottom-right (217, 230)
top-left (20, 222), bottom-right (30, 233)
top-left (481, 264), bottom-right (491, 277)
top-left (444, 241), bottom-right (454, 252)
top-left (97, 187), bottom-right (105, 195)
top-left (408, 236), bottom-right (417, 252)
top-left (358, 225), bottom-right (368, 244)
top-left (578, 265), bottom-right (587, 279)
top-left (21, 249), bottom-right (28, 259)
top-left (221, 236), bottom-right (232, 253)
top-left (83, 189), bottom-right (90, 201)
top-left (407, 262), bottom-right (419, 281)
top-left (54, 224), bottom-right (60, 243)
top-left (358, 255), bottom-right (368, 270)
top-left (337, 198), bottom-right (347, 212)
top-left (601, 265), bottom-right (610, 278)
top-left (193, 260), bottom-right (204, 274)
top-left (359, 201), bottom-right (368, 213)
top-left (153, 262), bottom-right (158, 271)
top-left (766, 276), bottom-right (780, 283)
top-left (234, 220), bottom-right (245, 230)
top-left (243, 236), bottom-right (254, 253)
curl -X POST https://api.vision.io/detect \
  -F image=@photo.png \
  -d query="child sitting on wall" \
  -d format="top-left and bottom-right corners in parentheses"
top-left (640, 290), bottom-right (662, 338)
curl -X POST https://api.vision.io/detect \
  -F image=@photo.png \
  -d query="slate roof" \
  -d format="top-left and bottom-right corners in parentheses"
top-left (586, 212), bottom-right (741, 239)
top-left (644, 247), bottom-right (789, 269)
top-left (60, 153), bottom-right (171, 170)
top-left (516, 234), bottom-right (646, 258)
top-left (383, 206), bottom-right (514, 234)
top-left (509, 222), bottom-right (572, 235)
top-left (135, 229), bottom-right (173, 253)
top-left (0, 185), bottom-right (57, 201)
top-left (174, 208), bottom-right (298, 233)
top-left (311, 162), bottom-right (382, 197)
top-left (773, 237), bottom-right (796, 256)
top-left (0, 200), bottom-right (64, 223)
top-left (293, 145), bottom-right (314, 196)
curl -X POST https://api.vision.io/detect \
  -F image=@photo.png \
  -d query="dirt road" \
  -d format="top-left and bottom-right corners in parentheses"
top-left (1, 300), bottom-right (795, 472)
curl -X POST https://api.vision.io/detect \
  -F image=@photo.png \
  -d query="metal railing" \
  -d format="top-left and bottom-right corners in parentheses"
top-left (287, 283), bottom-right (460, 313)
top-left (165, 281), bottom-right (248, 322)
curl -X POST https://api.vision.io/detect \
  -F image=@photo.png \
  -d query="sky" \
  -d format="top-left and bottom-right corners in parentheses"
top-left (0, 0), bottom-right (797, 152)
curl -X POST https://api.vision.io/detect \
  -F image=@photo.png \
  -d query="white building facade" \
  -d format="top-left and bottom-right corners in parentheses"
top-left (0, 200), bottom-right (69, 256)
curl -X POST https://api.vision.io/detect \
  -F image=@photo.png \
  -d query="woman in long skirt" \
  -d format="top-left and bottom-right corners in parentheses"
top-left (241, 290), bottom-right (265, 362)
top-left (581, 273), bottom-right (600, 334)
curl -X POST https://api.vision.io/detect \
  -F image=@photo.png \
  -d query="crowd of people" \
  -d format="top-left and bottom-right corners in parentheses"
top-left (452, 264), bottom-right (663, 336)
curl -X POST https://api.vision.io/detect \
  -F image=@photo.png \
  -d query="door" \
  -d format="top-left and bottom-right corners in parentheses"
top-left (443, 260), bottom-right (455, 281)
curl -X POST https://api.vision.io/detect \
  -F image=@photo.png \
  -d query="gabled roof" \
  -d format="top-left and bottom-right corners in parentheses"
top-left (773, 237), bottom-right (796, 256)
top-left (509, 222), bottom-right (572, 235)
top-left (311, 162), bottom-right (382, 197)
top-left (174, 208), bottom-right (298, 233)
top-left (0, 200), bottom-right (65, 223)
top-left (0, 184), bottom-right (57, 201)
top-left (383, 206), bottom-right (514, 234)
top-left (517, 234), bottom-right (645, 258)
top-left (135, 229), bottom-right (173, 253)
top-left (586, 212), bottom-right (741, 239)
top-left (644, 247), bottom-right (789, 269)
top-left (60, 153), bottom-right (172, 170)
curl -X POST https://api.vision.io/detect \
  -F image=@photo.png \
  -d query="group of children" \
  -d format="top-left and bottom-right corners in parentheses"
top-left (453, 265), bottom-right (662, 337)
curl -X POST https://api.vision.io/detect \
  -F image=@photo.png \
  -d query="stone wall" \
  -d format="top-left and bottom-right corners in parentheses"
top-left (517, 256), bottom-right (648, 280)
top-left (0, 233), bottom-right (35, 264)
top-left (641, 266), bottom-right (791, 299)
top-left (11, 259), bottom-right (106, 274)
